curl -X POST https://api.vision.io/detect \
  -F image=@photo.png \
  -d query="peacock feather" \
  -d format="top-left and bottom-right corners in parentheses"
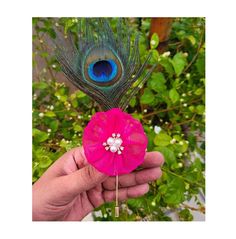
top-left (54, 18), bottom-right (156, 111)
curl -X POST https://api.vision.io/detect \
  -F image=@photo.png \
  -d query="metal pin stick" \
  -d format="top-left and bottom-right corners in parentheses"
top-left (115, 174), bottom-right (119, 217)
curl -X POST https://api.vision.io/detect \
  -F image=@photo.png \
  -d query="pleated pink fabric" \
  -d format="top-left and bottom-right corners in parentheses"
top-left (82, 108), bottom-right (148, 176)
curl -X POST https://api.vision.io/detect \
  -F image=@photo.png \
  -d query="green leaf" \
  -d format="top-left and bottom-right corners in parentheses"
top-left (163, 177), bottom-right (185, 205)
top-left (173, 135), bottom-right (181, 141)
top-left (196, 55), bottom-right (205, 76)
top-left (70, 111), bottom-right (77, 117)
top-left (169, 88), bottom-right (180, 103)
top-left (138, 34), bottom-right (147, 56)
top-left (55, 91), bottom-right (67, 102)
top-left (58, 86), bottom-right (68, 95)
top-left (171, 52), bottom-right (187, 76)
top-left (129, 97), bottom-right (136, 107)
top-left (188, 133), bottom-right (197, 151)
top-left (76, 91), bottom-right (86, 98)
top-left (148, 72), bottom-right (166, 92)
top-left (131, 113), bottom-right (143, 120)
top-left (150, 33), bottom-right (159, 49)
top-left (140, 89), bottom-right (155, 104)
top-left (189, 106), bottom-right (195, 112)
top-left (156, 146), bottom-right (176, 166)
top-left (33, 82), bottom-right (48, 90)
top-left (73, 122), bottom-right (83, 132)
top-left (44, 111), bottom-right (56, 117)
top-left (33, 128), bottom-right (49, 143)
top-left (196, 105), bottom-right (205, 115)
top-left (62, 128), bottom-right (73, 139)
top-left (187, 35), bottom-right (196, 45)
top-left (32, 18), bottom-right (39, 26)
top-left (180, 141), bottom-right (188, 153)
top-left (127, 197), bottom-right (145, 208)
top-left (40, 52), bottom-right (49, 58)
top-left (39, 155), bottom-right (52, 168)
top-left (179, 208), bottom-right (193, 221)
top-left (184, 158), bottom-right (204, 184)
top-left (64, 19), bottom-right (74, 34)
top-left (49, 120), bottom-right (59, 132)
top-left (159, 57), bottom-right (175, 77)
top-left (194, 88), bottom-right (204, 96)
top-left (71, 98), bottom-right (78, 108)
top-left (154, 133), bottom-right (172, 146)
top-left (32, 176), bottom-right (38, 183)
top-left (149, 49), bottom-right (159, 64)
top-left (158, 184), bottom-right (168, 194)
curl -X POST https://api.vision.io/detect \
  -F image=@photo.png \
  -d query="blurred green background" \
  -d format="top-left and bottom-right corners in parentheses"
top-left (32, 17), bottom-right (205, 221)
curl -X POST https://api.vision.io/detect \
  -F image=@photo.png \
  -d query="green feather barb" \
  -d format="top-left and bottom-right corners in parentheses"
top-left (54, 18), bottom-right (156, 111)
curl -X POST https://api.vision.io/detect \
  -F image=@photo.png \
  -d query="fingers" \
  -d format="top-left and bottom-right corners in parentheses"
top-left (103, 184), bottom-right (149, 202)
top-left (103, 151), bottom-right (164, 190)
top-left (103, 167), bottom-right (162, 190)
top-left (55, 164), bottom-right (108, 198)
top-left (47, 150), bottom-right (164, 199)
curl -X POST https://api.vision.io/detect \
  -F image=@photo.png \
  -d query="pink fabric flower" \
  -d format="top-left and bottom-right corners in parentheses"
top-left (82, 108), bottom-right (148, 176)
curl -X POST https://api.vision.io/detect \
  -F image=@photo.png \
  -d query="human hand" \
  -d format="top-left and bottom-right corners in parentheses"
top-left (32, 147), bottom-right (164, 221)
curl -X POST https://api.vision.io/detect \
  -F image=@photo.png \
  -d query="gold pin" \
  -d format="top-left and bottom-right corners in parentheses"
top-left (115, 174), bottom-right (119, 217)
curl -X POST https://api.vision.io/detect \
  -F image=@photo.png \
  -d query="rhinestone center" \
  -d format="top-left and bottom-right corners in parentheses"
top-left (103, 133), bottom-right (124, 155)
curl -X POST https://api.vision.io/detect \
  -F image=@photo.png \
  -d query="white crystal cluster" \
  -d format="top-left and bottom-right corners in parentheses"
top-left (103, 133), bottom-right (124, 155)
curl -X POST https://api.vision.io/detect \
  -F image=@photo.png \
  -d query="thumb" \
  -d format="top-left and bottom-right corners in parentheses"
top-left (58, 164), bottom-right (108, 197)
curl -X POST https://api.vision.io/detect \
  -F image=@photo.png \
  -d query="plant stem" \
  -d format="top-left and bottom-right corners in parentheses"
top-left (182, 203), bottom-right (205, 213)
top-left (143, 98), bottom-right (202, 118)
top-left (162, 167), bottom-right (205, 189)
top-left (174, 113), bottom-right (196, 126)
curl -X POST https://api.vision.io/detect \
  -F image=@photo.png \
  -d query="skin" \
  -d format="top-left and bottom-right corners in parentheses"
top-left (32, 147), bottom-right (164, 221)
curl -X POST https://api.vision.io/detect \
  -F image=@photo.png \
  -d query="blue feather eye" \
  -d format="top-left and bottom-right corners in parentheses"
top-left (88, 59), bottom-right (118, 83)
top-left (83, 47), bottom-right (123, 86)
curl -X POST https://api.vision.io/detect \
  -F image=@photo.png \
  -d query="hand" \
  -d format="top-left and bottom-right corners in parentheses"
top-left (32, 147), bottom-right (164, 221)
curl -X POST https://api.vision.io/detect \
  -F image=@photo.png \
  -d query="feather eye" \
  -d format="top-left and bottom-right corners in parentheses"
top-left (54, 18), bottom-right (156, 111)
top-left (83, 46), bottom-right (123, 86)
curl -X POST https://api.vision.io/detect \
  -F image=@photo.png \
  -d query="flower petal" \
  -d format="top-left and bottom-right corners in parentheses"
top-left (83, 108), bottom-right (148, 176)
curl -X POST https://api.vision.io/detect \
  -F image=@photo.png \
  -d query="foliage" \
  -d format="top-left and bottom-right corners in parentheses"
top-left (32, 17), bottom-right (205, 221)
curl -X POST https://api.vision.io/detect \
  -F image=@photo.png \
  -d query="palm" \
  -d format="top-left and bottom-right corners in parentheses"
top-left (62, 185), bottom-right (103, 221)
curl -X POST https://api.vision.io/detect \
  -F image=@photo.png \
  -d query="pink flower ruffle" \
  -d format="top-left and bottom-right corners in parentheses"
top-left (82, 108), bottom-right (148, 176)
